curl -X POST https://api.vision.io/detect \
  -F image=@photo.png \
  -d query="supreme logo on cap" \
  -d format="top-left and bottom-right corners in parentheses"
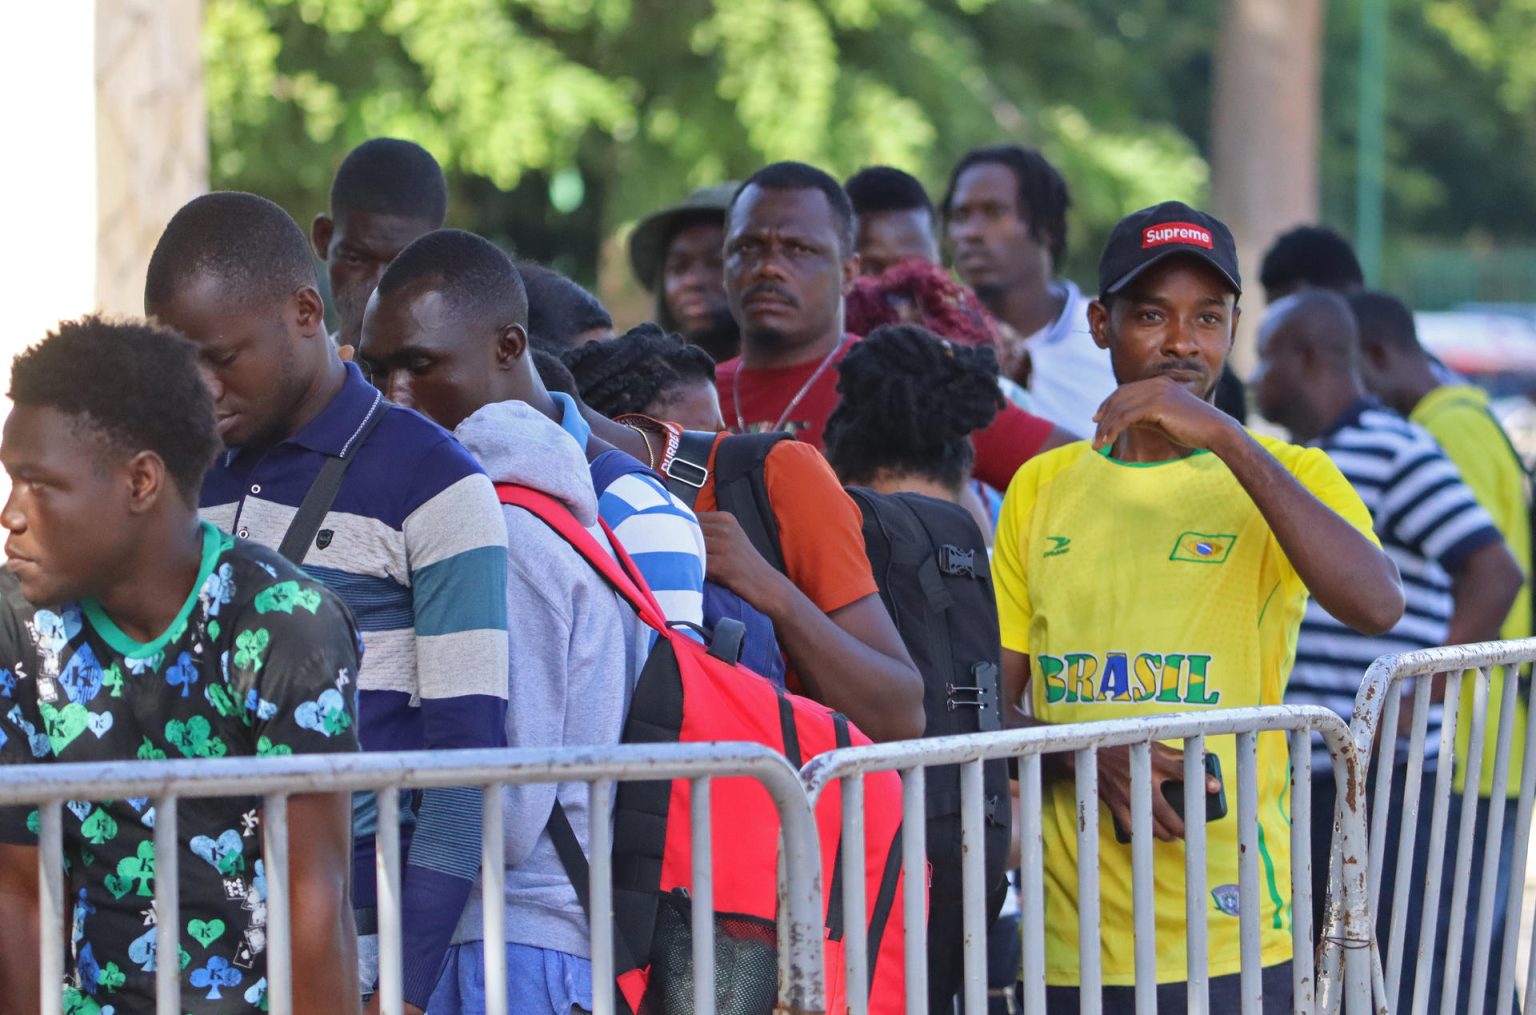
top-left (1142, 222), bottom-right (1214, 250)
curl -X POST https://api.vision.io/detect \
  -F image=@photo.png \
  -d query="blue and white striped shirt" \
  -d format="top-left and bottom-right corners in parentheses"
top-left (551, 393), bottom-right (707, 626)
top-left (1288, 400), bottom-right (1502, 768)
top-left (201, 362), bottom-right (510, 1004)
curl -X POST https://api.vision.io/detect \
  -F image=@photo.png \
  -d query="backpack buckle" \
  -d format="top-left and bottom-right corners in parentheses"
top-left (705, 617), bottom-right (746, 666)
top-left (663, 456), bottom-right (709, 489)
top-left (937, 544), bottom-right (977, 578)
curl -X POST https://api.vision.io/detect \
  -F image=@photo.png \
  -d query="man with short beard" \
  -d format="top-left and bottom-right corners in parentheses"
top-left (994, 203), bottom-right (1404, 1011)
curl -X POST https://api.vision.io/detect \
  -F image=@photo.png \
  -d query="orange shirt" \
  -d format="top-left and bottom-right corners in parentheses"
top-left (692, 432), bottom-right (879, 616)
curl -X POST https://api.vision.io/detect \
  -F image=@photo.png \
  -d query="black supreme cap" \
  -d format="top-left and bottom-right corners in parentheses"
top-left (1097, 201), bottom-right (1242, 297)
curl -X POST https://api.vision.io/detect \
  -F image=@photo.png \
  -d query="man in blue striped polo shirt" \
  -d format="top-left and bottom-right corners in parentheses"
top-left (145, 192), bottom-right (511, 1012)
top-left (1253, 289), bottom-right (1521, 975)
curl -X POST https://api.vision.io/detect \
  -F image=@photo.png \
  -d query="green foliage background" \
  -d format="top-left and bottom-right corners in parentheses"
top-left (204, 0), bottom-right (1536, 303)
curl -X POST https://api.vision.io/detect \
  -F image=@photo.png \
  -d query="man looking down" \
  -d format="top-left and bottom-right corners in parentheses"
top-left (1258, 289), bottom-right (1522, 1011)
top-left (145, 192), bottom-right (511, 1009)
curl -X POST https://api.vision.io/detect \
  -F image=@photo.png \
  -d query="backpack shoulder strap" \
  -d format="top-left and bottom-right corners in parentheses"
top-left (495, 484), bottom-right (668, 633)
top-left (713, 433), bottom-right (791, 575)
top-left (545, 800), bottom-right (639, 973)
top-left (277, 393), bottom-right (386, 564)
top-left (661, 430), bottom-right (718, 508)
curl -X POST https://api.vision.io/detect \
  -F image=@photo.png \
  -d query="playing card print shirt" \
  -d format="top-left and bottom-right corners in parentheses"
top-left (0, 523), bottom-right (362, 1014)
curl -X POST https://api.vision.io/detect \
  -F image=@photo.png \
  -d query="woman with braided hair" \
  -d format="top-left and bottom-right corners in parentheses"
top-left (824, 323), bottom-right (1005, 502)
top-left (560, 323), bottom-right (725, 431)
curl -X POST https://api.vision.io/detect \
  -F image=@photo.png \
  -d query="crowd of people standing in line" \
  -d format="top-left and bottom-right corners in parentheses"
top-left (0, 133), bottom-right (1526, 1015)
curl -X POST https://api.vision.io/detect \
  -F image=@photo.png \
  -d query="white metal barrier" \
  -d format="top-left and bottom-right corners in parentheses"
top-left (1349, 638), bottom-right (1536, 1015)
top-left (0, 742), bottom-right (826, 1015)
top-left (800, 705), bottom-right (1376, 1015)
top-left (6, 696), bottom-right (1450, 1015)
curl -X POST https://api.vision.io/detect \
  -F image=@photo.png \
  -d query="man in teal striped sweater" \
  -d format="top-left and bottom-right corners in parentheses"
top-left (146, 192), bottom-right (511, 1012)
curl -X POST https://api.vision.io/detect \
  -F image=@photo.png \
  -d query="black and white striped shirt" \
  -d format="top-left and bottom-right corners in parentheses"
top-left (1287, 400), bottom-right (1502, 767)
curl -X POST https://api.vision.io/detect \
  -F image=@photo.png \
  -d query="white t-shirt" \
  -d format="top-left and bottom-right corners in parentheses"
top-left (1018, 279), bottom-right (1118, 438)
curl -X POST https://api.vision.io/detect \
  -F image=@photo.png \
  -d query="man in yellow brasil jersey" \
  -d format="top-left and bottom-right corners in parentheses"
top-left (992, 201), bottom-right (1405, 1012)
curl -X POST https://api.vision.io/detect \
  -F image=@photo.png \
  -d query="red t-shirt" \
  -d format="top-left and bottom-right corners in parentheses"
top-left (716, 334), bottom-right (1054, 490)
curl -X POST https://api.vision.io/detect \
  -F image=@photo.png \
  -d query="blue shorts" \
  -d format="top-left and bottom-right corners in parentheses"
top-left (427, 941), bottom-right (593, 1015)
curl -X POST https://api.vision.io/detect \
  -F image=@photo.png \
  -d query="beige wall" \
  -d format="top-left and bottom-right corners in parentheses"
top-left (1, 4), bottom-right (100, 365)
top-left (0, 0), bottom-right (206, 501)
top-left (0, 0), bottom-right (205, 355)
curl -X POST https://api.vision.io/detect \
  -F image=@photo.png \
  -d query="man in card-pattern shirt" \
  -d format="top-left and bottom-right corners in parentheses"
top-left (0, 317), bottom-right (362, 1014)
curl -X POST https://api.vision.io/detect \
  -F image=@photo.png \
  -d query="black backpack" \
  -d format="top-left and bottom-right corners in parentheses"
top-left (667, 431), bottom-right (1011, 1008)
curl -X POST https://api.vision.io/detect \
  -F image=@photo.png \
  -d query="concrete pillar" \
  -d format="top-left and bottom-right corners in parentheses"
top-left (96, 0), bottom-right (208, 317)
top-left (1210, 0), bottom-right (1325, 372)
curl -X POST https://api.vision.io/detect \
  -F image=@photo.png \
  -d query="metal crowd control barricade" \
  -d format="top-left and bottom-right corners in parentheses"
top-left (0, 741), bottom-right (827, 1015)
top-left (799, 705), bottom-right (1375, 1015)
top-left (1347, 638), bottom-right (1536, 1015)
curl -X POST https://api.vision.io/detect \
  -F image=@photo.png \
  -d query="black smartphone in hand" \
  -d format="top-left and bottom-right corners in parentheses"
top-left (1112, 752), bottom-right (1227, 844)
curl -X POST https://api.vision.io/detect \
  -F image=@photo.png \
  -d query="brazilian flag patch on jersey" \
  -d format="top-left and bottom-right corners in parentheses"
top-left (1170, 531), bottom-right (1236, 564)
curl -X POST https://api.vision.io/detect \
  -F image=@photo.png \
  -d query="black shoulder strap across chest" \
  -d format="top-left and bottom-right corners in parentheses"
top-left (661, 430), bottom-right (719, 509)
top-left (711, 432), bottom-right (792, 575)
top-left (277, 394), bottom-right (386, 565)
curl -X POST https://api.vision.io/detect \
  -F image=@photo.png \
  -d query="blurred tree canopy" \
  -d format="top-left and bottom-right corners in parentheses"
top-left (203, 0), bottom-right (1210, 286)
top-left (1322, 0), bottom-right (1536, 244)
top-left (205, 0), bottom-right (1536, 296)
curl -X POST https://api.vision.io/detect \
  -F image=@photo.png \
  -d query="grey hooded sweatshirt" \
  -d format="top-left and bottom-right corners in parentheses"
top-left (451, 399), bottom-right (643, 958)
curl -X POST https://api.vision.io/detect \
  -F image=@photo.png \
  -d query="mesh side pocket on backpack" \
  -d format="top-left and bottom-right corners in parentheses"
top-left (638, 889), bottom-right (779, 1015)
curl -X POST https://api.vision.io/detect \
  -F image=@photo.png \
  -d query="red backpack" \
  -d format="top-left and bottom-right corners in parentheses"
top-left (496, 484), bottom-right (912, 1014)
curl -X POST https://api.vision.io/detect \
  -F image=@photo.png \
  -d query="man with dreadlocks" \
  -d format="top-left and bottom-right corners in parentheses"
top-left (943, 145), bottom-right (1119, 434)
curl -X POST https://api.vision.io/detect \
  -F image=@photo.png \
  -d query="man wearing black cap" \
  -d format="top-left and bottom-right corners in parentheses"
top-left (628, 183), bottom-right (740, 361)
top-left (991, 201), bottom-right (1404, 1010)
